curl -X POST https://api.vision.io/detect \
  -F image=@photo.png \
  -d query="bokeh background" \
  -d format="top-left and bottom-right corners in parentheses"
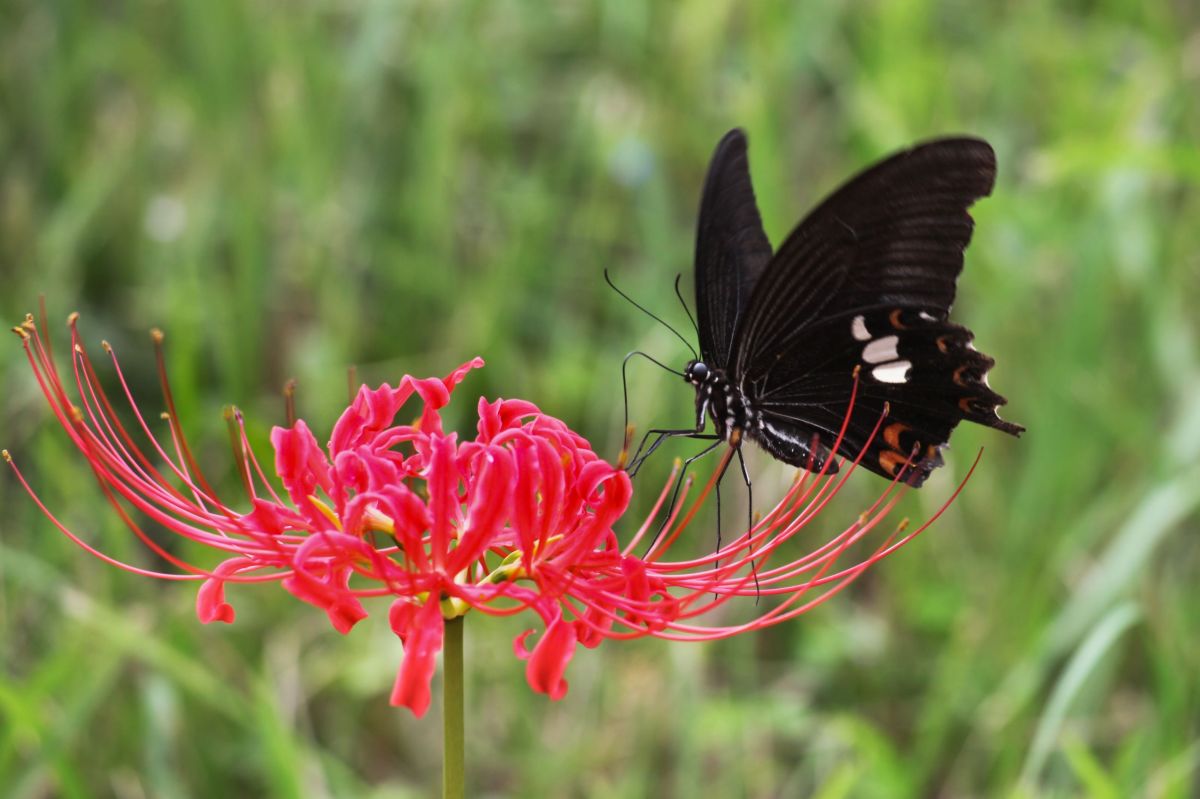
top-left (2, 1), bottom-right (1198, 797)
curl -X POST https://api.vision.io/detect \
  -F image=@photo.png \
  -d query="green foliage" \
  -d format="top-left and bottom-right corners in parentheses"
top-left (2, 0), bottom-right (1198, 795)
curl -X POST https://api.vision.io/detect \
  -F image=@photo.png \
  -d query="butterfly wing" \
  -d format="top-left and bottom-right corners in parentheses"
top-left (694, 129), bottom-right (774, 368)
top-left (732, 138), bottom-right (1022, 486)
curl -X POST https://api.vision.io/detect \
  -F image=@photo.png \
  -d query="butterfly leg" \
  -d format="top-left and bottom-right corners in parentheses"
top-left (736, 445), bottom-right (752, 542)
top-left (627, 427), bottom-right (712, 476)
top-left (710, 445), bottom-right (761, 594)
top-left (735, 445), bottom-right (762, 596)
top-left (642, 436), bottom-right (726, 554)
top-left (710, 442), bottom-right (752, 558)
top-left (712, 448), bottom-right (736, 558)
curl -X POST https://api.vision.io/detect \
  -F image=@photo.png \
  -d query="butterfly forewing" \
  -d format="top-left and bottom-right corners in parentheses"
top-left (734, 138), bottom-right (997, 376)
top-left (694, 129), bottom-right (774, 368)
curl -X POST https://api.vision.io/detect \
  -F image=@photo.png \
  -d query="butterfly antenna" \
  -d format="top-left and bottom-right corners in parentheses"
top-left (605, 269), bottom-right (698, 359)
top-left (674, 273), bottom-right (699, 335)
top-left (622, 349), bottom-right (684, 433)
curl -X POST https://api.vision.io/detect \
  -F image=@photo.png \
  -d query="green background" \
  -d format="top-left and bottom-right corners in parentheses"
top-left (2, 1), bottom-right (1198, 796)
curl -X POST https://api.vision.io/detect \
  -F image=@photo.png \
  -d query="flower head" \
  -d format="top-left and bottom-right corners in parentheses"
top-left (7, 314), bottom-right (972, 716)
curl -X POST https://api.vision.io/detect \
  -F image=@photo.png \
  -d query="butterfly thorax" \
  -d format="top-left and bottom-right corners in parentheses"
top-left (684, 360), bottom-right (755, 442)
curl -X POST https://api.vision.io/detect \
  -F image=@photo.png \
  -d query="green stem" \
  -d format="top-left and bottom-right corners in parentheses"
top-left (443, 615), bottom-right (465, 799)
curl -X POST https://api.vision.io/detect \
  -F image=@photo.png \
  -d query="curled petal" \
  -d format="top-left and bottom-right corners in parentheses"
top-left (282, 570), bottom-right (369, 634)
top-left (196, 558), bottom-right (259, 624)
top-left (475, 396), bottom-right (541, 442)
top-left (425, 434), bottom-right (461, 571)
top-left (416, 357), bottom-right (487, 437)
top-left (450, 446), bottom-right (515, 573)
top-left (271, 420), bottom-right (334, 526)
top-left (331, 359), bottom-right (485, 455)
top-left (389, 598), bottom-right (445, 717)
top-left (516, 614), bottom-right (577, 700)
top-left (329, 383), bottom-right (411, 456)
top-left (241, 498), bottom-right (306, 536)
top-left (381, 485), bottom-right (434, 558)
top-left (282, 533), bottom-right (374, 633)
top-left (554, 462), bottom-right (631, 562)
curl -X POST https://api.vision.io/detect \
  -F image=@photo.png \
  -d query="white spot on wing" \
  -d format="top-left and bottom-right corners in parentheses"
top-left (863, 335), bottom-right (900, 364)
top-left (918, 311), bottom-right (937, 322)
top-left (851, 315), bottom-right (870, 341)
top-left (872, 361), bottom-right (912, 384)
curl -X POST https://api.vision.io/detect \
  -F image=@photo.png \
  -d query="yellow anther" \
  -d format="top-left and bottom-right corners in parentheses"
top-left (101, 340), bottom-right (112, 353)
top-left (67, 311), bottom-right (80, 325)
top-left (150, 328), bottom-right (164, 344)
top-left (307, 495), bottom-right (342, 530)
top-left (363, 506), bottom-right (396, 535)
top-left (69, 406), bottom-right (84, 422)
top-left (2, 449), bottom-right (11, 463)
top-left (11, 326), bottom-right (28, 340)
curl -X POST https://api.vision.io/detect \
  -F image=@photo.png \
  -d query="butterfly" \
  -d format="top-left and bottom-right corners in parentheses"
top-left (631, 129), bottom-right (1023, 488)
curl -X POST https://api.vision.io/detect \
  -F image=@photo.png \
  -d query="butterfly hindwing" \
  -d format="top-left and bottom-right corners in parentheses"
top-left (751, 307), bottom-right (1020, 485)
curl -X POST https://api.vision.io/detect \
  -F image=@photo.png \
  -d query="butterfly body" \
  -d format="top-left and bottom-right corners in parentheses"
top-left (684, 129), bottom-right (1023, 487)
top-left (685, 359), bottom-right (838, 474)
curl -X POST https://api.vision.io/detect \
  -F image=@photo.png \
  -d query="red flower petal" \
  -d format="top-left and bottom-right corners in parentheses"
top-left (196, 558), bottom-right (257, 624)
top-left (519, 614), bottom-right (577, 700)
top-left (271, 420), bottom-right (334, 527)
top-left (389, 598), bottom-right (445, 717)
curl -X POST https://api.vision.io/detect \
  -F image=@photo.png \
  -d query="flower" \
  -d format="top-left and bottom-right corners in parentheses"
top-left (6, 313), bottom-right (972, 717)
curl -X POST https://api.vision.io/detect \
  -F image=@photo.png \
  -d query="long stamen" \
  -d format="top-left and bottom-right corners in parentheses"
top-left (225, 406), bottom-right (256, 501)
top-left (151, 328), bottom-right (225, 506)
top-left (283, 379), bottom-right (297, 427)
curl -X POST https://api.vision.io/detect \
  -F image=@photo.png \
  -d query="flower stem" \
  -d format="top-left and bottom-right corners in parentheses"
top-left (443, 615), bottom-right (465, 799)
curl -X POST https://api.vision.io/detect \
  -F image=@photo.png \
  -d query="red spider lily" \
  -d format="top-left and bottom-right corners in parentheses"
top-left (5, 314), bottom-right (974, 717)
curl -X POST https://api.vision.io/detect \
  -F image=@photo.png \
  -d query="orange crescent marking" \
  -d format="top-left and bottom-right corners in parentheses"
top-left (936, 336), bottom-right (951, 354)
top-left (883, 422), bottom-right (911, 450)
top-left (878, 449), bottom-right (908, 476)
top-left (889, 309), bottom-right (907, 329)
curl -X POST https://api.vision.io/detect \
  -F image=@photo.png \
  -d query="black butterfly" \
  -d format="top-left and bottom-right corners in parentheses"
top-left (631, 129), bottom-right (1023, 488)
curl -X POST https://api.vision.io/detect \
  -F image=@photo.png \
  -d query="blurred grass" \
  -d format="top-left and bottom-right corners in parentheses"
top-left (2, 0), bottom-right (1199, 796)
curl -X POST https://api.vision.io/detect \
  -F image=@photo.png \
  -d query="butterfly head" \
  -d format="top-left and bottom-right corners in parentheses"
top-left (684, 360), bottom-right (711, 386)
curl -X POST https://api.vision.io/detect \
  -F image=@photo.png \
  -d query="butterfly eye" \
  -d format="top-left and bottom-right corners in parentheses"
top-left (688, 362), bottom-right (710, 383)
